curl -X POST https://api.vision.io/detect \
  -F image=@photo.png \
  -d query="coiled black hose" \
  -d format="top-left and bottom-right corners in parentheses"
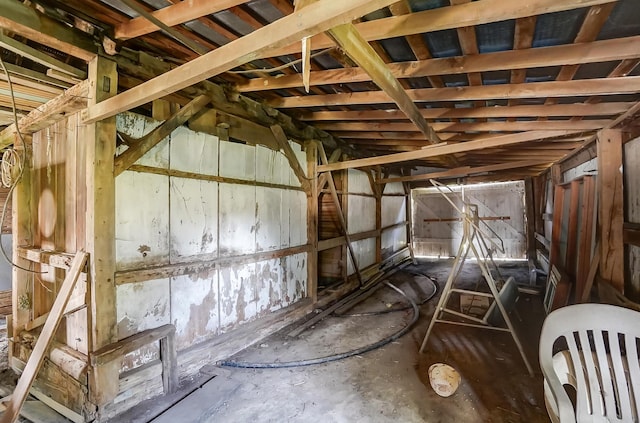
top-left (219, 281), bottom-right (419, 369)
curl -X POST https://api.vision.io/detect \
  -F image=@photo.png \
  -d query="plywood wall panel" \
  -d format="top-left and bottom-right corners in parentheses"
top-left (347, 169), bottom-right (373, 195)
top-left (347, 196), bottom-right (376, 234)
top-left (170, 271), bottom-right (219, 351)
top-left (116, 278), bottom-right (170, 341)
top-left (170, 126), bottom-right (218, 175)
top-left (169, 177), bottom-right (218, 261)
top-left (347, 238), bottom-right (376, 275)
top-left (218, 183), bottom-right (256, 257)
top-left (115, 171), bottom-right (170, 271)
top-left (219, 141), bottom-right (255, 180)
top-left (382, 196), bottom-right (406, 227)
top-left (289, 190), bottom-right (307, 246)
top-left (255, 188), bottom-right (282, 252)
top-left (382, 227), bottom-right (407, 259)
top-left (383, 181), bottom-right (405, 195)
top-left (219, 263), bottom-right (257, 332)
top-left (282, 253), bottom-right (307, 305)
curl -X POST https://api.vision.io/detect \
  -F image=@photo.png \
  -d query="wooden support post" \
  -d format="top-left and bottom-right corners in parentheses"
top-left (83, 56), bottom-right (119, 406)
top-left (317, 145), bottom-right (363, 286)
top-left (11, 134), bottom-right (32, 340)
top-left (524, 177), bottom-right (536, 261)
top-left (370, 169), bottom-right (382, 263)
top-left (576, 176), bottom-right (596, 302)
top-left (306, 142), bottom-right (318, 303)
top-left (403, 181), bottom-right (417, 264)
top-left (597, 129), bottom-right (624, 292)
top-left (549, 184), bottom-right (565, 270)
top-left (565, 180), bottom-right (581, 278)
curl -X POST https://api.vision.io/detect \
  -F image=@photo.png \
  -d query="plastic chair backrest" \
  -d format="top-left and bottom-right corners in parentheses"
top-left (539, 303), bottom-right (640, 422)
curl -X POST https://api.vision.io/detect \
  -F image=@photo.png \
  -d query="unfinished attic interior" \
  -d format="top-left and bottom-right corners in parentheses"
top-left (0, 0), bottom-right (639, 421)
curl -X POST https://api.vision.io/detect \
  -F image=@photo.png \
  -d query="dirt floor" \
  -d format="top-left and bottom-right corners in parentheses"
top-left (0, 259), bottom-right (551, 422)
top-left (141, 258), bottom-right (550, 423)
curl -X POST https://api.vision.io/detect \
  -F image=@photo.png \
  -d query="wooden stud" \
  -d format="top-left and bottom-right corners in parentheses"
top-left (576, 176), bottom-right (596, 302)
top-left (524, 178), bottom-right (536, 261)
top-left (565, 180), bottom-right (581, 278)
top-left (597, 129), bottom-right (624, 292)
top-left (549, 184), bottom-right (566, 270)
top-left (306, 141), bottom-right (318, 303)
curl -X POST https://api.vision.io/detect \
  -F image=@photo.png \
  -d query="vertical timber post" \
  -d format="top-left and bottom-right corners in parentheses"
top-left (597, 129), bottom-right (624, 293)
top-left (84, 56), bottom-right (119, 408)
top-left (306, 141), bottom-right (318, 303)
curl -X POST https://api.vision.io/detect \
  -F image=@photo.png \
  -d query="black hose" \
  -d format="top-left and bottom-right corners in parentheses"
top-left (219, 281), bottom-right (419, 369)
top-left (337, 270), bottom-right (437, 317)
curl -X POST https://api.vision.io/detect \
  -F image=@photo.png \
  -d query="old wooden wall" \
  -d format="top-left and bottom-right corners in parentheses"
top-left (412, 181), bottom-right (527, 259)
top-left (625, 135), bottom-right (640, 299)
top-left (113, 112), bottom-right (308, 365)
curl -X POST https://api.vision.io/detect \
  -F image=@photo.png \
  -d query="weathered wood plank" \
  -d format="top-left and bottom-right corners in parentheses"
top-left (0, 251), bottom-right (87, 423)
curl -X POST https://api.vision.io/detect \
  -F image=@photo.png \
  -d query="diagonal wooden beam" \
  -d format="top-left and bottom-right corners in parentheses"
top-left (317, 130), bottom-right (587, 172)
top-left (113, 94), bottom-right (210, 176)
top-left (237, 35), bottom-right (640, 93)
top-left (115, 0), bottom-right (251, 40)
top-left (378, 159), bottom-right (553, 184)
top-left (327, 23), bottom-right (441, 145)
top-left (270, 125), bottom-right (310, 192)
top-left (264, 0), bottom-right (618, 58)
top-left (82, 0), bottom-right (399, 124)
top-left (270, 76), bottom-right (640, 108)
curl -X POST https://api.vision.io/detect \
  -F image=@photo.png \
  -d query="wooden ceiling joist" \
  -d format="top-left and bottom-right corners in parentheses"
top-left (317, 120), bottom-right (612, 133)
top-left (114, 0), bottom-right (250, 40)
top-left (298, 102), bottom-right (632, 121)
top-left (0, 0), bottom-right (95, 61)
top-left (379, 159), bottom-right (553, 184)
top-left (317, 130), bottom-right (588, 172)
top-left (265, 0), bottom-right (618, 59)
top-left (271, 76), bottom-right (640, 108)
top-left (82, 0), bottom-right (400, 124)
top-left (238, 35), bottom-right (640, 93)
top-left (327, 23), bottom-right (441, 145)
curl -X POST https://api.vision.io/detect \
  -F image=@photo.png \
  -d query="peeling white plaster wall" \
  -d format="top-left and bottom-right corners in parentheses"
top-left (114, 113), bottom-right (309, 359)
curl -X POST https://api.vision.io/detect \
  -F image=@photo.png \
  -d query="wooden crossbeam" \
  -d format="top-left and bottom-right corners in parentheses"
top-left (378, 159), bottom-right (552, 183)
top-left (115, 0), bottom-right (250, 40)
top-left (0, 80), bottom-right (89, 150)
top-left (0, 32), bottom-right (86, 78)
top-left (264, 0), bottom-right (618, 58)
top-left (0, 252), bottom-right (87, 423)
top-left (0, 0), bottom-right (95, 61)
top-left (317, 120), bottom-right (611, 133)
top-left (238, 35), bottom-right (640, 92)
top-left (270, 76), bottom-right (640, 108)
top-left (298, 102), bottom-right (632, 121)
top-left (318, 130), bottom-right (584, 171)
top-left (82, 0), bottom-right (399, 124)
top-left (113, 94), bottom-right (210, 176)
top-left (326, 24), bottom-right (441, 145)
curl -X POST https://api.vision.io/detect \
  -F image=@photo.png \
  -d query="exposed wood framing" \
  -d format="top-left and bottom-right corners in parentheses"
top-left (318, 130), bottom-right (582, 171)
top-left (576, 176), bottom-right (596, 302)
top-left (379, 160), bottom-right (552, 184)
top-left (82, 0), bottom-right (401, 123)
top-left (317, 144), bottom-right (363, 285)
top-left (0, 252), bottom-right (87, 423)
top-left (83, 56), bottom-right (119, 406)
top-left (0, 80), bottom-right (89, 150)
top-left (597, 129), bottom-right (624, 292)
top-left (239, 35), bottom-right (640, 92)
top-left (0, 0), bottom-right (95, 61)
top-left (113, 94), bottom-right (211, 176)
top-left (115, 0), bottom-right (250, 40)
top-left (327, 23), bottom-right (441, 145)
top-left (306, 141), bottom-right (318, 303)
top-left (270, 125), bottom-right (310, 192)
top-left (266, 0), bottom-right (617, 58)
top-left (270, 76), bottom-right (640, 108)
top-left (524, 178), bottom-right (536, 261)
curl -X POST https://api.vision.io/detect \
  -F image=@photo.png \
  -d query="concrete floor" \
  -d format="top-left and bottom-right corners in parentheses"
top-left (135, 259), bottom-right (551, 423)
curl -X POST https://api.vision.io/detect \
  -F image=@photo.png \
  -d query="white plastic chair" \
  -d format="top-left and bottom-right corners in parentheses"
top-left (539, 303), bottom-right (640, 422)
